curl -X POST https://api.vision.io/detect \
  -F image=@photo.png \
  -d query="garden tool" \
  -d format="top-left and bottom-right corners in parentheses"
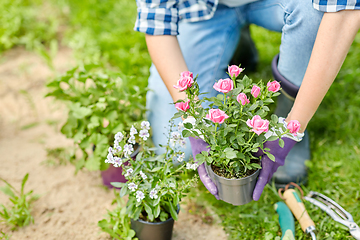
top-left (271, 54), bottom-right (310, 188)
top-left (279, 183), bottom-right (316, 240)
top-left (274, 202), bottom-right (295, 240)
top-left (304, 191), bottom-right (360, 240)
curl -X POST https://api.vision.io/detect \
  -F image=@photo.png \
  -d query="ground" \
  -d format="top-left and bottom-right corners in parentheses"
top-left (0, 48), bottom-right (227, 240)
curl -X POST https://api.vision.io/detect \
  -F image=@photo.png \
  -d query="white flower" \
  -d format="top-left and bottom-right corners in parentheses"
top-left (149, 189), bottom-right (158, 199)
top-left (139, 171), bottom-right (147, 180)
top-left (114, 139), bottom-right (120, 149)
top-left (128, 135), bottom-right (136, 144)
top-left (123, 144), bottom-right (134, 158)
top-left (141, 121), bottom-right (150, 130)
top-left (178, 122), bottom-right (184, 131)
top-left (186, 163), bottom-right (198, 170)
top-left (105, 152), bottom-right (114, 164)
top-left (171, 132), bottom-right (181, 140)
top-left (113, 157), bottom-right (122, 167)
top-left (130, 125), bottom-right (138, 136)
top-left (124, 168), bottom-right (133, 177)
top-left (115, 146), bottom-right (122, 153)
top-left (128, 183), bottom-right (138, 192)
top-left (108, 147), bottom-right (114, 154)
top-left (136, 190), bottom-right (145, 202)
top-left (139, 129), bottom-right (150, 140)
top-left (179, 139), bottom-right (187, 148)
top-left (115, 132), bottom-right (124, 142)
top-left (177, 153), bottom-right (185, 162)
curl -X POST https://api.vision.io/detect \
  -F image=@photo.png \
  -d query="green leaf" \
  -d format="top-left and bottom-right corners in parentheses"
top-left (21, 173), bottom-right (29, 195)
top-left (169, 203), bottom-right (178, 221)
top-left (184, 122), bottom-right (193, 129)
top-left (144, 202), bottom-right (154, 221)
top-left (267, 136), bottom-right (278, 142)
top-left (278, 138), bottom-right (284, 148)
top-left (119, 184), bottom-right (128, 197)
top-left (0, 186), bottom-right (15, 198)
top-left (154, 204), bottom-right (160, 218)
top-left (111, 182), bottom-right (126, 188)
top-left (84, 155), bottom-right (100, 171)
top-left (182, 129), bottom-right (191, 138)
top-left (70, 104), bottom-right (92, 119)
top-left (224, 148), bottom-right (237, 159)
top-left (265, 152), bottom-right (275, 162)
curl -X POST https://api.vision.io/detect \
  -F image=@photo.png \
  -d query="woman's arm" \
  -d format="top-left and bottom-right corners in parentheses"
top-left (286, 10), bottom-right (360, 132)
top-left (145, 34), bottom-right (188, 102)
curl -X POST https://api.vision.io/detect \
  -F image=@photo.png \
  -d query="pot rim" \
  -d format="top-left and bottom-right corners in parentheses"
top-left (131, 204), bottom-right (180, 225)
top-left (205, 162), bottom-right (260, 182)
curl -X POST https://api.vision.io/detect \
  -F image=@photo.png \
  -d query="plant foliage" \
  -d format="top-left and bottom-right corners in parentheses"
top-left (0, 174), bottom-right (39, 230)
top-left (46, 64), bottom-right (147, 172)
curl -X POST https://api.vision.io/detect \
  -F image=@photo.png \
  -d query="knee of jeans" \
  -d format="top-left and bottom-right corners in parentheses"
top-left (285, 1), bottom-right (323, 32)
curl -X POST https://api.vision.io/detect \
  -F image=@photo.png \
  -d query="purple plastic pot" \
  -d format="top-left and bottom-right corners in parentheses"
top-left (101, 144), bottom-right (140, 188)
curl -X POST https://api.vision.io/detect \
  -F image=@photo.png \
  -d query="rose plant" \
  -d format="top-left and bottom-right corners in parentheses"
top-left (172, 67), bottom-right (299, 179)
top-left (106, 121), bottom-right (197, 223)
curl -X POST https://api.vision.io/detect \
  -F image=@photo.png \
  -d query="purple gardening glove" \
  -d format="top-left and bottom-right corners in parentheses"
top-left (189, 137), bottom-right (219, 200)
top-left (252, 136), bottom-right (298, 201)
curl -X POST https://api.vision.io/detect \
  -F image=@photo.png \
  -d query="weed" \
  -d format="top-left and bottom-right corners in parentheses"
top-left (98, 191), bottom-right (138, 240)
top-left (41, 147), bottom-right (73, 167)
top-left (0, 174), bottom-right (39, 230)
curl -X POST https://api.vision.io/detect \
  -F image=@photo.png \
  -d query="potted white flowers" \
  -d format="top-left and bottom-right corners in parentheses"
top-left (106, 122), bottom-right (197, 240)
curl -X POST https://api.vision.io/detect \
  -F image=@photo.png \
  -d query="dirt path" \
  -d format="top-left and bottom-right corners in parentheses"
top-left (0, 48), bottom-right (227, 240)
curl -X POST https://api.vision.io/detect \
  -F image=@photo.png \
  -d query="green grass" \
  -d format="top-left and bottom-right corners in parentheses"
top-left (1, 1), bottom-right (360, 239)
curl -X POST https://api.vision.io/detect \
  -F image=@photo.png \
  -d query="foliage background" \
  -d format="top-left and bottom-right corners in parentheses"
top-left (1, 0), bottom-right (359, 239)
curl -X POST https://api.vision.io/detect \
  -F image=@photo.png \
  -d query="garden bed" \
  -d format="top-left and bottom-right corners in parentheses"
top-left (0, 48), bottom-right (227, 240)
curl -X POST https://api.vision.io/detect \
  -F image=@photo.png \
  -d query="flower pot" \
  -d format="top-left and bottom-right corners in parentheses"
top-left (130, 207), bottom-right (179, 240)
top-left (205, 162), bottom-right (260, 205)
top-left (101, 145), bottom-right (140, 188)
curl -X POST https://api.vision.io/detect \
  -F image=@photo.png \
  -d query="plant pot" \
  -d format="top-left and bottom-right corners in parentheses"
top-left (101, 145), bottom-right (140, 188)
top-left (130, 206), bottom-right (180, 240)
top-left (205, 162), bottom-right (260, 205)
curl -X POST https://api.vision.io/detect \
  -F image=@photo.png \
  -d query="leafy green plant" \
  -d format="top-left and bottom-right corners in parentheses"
top-left (46, 64), bottom-right (147, 172)
top-left (0, 173), bottom-right (39, 230)
top-left (98, 194), bottom-right (138, 240)
top-left (0, 0), bottom-right (60, 54)
top-left (108, 122), bottom-right (197, 222)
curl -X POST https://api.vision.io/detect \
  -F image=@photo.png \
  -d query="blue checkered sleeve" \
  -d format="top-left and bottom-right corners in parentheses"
top-left (134, 0), bottom-right (180, 35)
top-left (313, 0), bottom-right (360, 12)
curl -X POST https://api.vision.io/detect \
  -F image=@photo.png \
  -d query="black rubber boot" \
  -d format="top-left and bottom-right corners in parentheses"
top-left (230, 24), bottom-right (259, 73)
top-left (271, 54), bottom-right (310, 188)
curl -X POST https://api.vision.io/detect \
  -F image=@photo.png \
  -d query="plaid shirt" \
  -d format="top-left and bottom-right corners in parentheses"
top-left (313, 0), bottom-right (360, 12)
top-left (134, 0), bottom-right (360, 36)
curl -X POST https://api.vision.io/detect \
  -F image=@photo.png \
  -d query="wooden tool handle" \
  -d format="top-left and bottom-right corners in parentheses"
top-left (283, 189), bottom-right (315, 232)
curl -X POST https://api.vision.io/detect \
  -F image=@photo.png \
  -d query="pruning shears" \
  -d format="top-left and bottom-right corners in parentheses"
top-left (304, 191), bottom-right (360, 240)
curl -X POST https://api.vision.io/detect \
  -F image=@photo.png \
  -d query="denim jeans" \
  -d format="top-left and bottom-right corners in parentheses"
top-left (147, 0), bottom-right (323, 158)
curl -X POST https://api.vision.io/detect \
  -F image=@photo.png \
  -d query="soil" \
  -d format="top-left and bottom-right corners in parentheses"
top-left (0, 48), bottom-right (228, 240)
top-left (211, 160), bottom-right (259, 179)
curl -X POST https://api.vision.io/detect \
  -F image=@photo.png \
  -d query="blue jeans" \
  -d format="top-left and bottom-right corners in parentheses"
top-left (147, 0), bottom-right (323, 158)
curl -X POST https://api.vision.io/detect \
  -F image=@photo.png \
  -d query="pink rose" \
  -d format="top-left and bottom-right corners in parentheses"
top-left (236, 93), bottom-right (250, 105)
top-left (175, 100), bottom-right (190, 112)
top-left (228, 65), bottom-right (243, 78)
top-left (213, 78), bottom-right (234, 93)
top-left (267, 80), bottom-right (281, 92)
top-left (251, 85), bottom-right (261, 98)
top-left (206, 109), bottom-right (229, 124)
top-left (181, 71), bottom-right (193, 78)
top-left (287, 120), bottom-right (301, 136)
top-left (246, 115), bottom-right (269, 135)
top-left (173, 75), bottom-right (194, 91)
